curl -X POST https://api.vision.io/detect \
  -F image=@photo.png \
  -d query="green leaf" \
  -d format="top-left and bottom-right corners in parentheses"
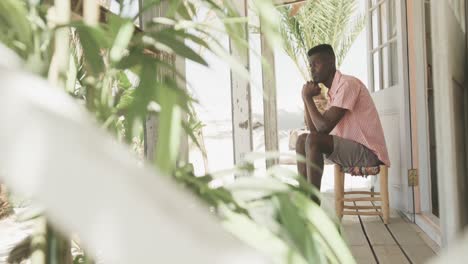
top-left (0, 0), bottom-right (32, 57)
top-left (221, 206), bottom-right (308, 264)
top-left (276, 193), bottom-right (322, 263)
top-left (293, 192), bottom-right (356, 264)
top-left (73, 25), bottom-right (107, 75)
top-left (110, 22), bottom-right (135, 63)
top-left (146, 29), bottom-right (208, 66)
top-left (155, 78), bottom-right (182, 173)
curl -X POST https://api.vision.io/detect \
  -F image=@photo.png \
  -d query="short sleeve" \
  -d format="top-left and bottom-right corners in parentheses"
top-left (329, 81), bottom-right (360, 110)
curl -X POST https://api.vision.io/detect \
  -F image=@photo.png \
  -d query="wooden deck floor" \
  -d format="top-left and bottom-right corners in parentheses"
top-left (321, 192), bottom-right (439, 264)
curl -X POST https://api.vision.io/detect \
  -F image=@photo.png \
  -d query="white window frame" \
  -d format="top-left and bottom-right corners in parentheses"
top-left (367, 0), bottom-right (398, 92)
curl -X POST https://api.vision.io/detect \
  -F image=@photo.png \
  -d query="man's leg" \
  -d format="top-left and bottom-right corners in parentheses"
top-left (305, 132), bottom-right (334, 189)
top-left (295, 133), bottom-right (309, 179)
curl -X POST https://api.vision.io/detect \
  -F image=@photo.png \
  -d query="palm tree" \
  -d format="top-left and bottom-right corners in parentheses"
top-left (279, 0), bottom-right (366, 81)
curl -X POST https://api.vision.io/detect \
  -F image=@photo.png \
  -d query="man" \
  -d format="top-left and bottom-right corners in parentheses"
top-left (296, 44), bottom-right (390, 192)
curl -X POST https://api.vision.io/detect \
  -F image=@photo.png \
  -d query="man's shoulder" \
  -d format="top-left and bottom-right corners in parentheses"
top-left (339, 74), bottom-right (365, 88)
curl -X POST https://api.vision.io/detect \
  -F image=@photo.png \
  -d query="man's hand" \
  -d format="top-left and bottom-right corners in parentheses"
top-left (302, 81), bottom-right (321, 100)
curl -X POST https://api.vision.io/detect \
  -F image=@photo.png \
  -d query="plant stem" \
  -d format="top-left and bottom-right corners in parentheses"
top-left (48, 0), bottom-right (71, 87)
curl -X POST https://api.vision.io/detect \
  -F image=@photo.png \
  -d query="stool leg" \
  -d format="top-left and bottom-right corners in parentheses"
top-left (380, 166), bottom-right (390, 224)
top-left (334, 165), bottom-right (344, 220)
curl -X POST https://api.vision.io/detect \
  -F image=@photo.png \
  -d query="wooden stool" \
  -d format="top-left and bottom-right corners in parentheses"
top-left (334, 165), bottom-right (390, 224)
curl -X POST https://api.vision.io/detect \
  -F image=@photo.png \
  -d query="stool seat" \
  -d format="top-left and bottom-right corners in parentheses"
top-left (341, 166), bottom-right (380, 176)
top-left (334, 165), bottom-right (390, 224)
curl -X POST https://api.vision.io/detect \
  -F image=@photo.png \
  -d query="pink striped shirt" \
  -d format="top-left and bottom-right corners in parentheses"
top-left (327, 71), bottom-right (390, 166)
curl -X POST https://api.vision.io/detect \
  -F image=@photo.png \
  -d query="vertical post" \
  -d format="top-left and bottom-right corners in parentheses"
top-left (366, 0), bottom-right (375, 92)
top-left (83, 0), bottom-right (99, 112)
top-left (176, 54), bottom-right (189, 164)
top-left (83, 0), bottom-right (99, 26)
top-left (48, 0), bottom-right (71, 87)
top-left (260, 28), bottom-right (279, 168)
top-left (141, 0), bottom-right (169, 161)
top-left (380, 166), bottom-right (390, 224)
top-left (334, 164), bottom-right (344, 220)
top-left (229, 0), bottom-right (253, 164)
top-left (43, 0), bottom-right (73, 263)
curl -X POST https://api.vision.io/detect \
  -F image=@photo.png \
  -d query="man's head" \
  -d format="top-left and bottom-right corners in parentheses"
top-left (307, 44), bottom-right (336, 83)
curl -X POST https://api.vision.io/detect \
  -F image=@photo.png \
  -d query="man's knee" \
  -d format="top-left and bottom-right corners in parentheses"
top-left (296, 133), bottom-right (308, 153)
top-left (306, 132), bottom-right (320, 149)
top-left (306, 132), bottom-right (333, 154)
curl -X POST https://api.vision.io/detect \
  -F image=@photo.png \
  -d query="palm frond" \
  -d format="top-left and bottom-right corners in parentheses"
top-left (279, 0), bottom-right (366, 77)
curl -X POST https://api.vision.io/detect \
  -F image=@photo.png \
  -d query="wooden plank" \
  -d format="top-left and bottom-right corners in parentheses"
top-left (373, 245), bottom-right (410, 264)
top-left (387, 218), bottom-right (436, 263)
top-left (362, 217), bottom-right (396, 245)
top-left (337, 196), bottom-right (377, 263)
top-left (229, 0), bottom-right (253, 164)
top-left (413, 224), bottom-right (440, 254)
top-left (357, 201), bottom-right (395, 246)
top-left (357, 202), bottom-right (414, 264)
top-left (342, 223), bottom-right (368, 246)
top-left (260, 29), bottom-right (279, 168)
top-left (349, 246), bottom-right (377, 264)
top-left (387, 217), bottom-right (428, 245)
top-left (345, 198), bottom-right (436, 263)
top-left (402, 245), bottom-right (435, 264)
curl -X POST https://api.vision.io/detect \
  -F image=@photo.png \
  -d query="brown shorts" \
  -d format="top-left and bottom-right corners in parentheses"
top-left (325, 136), bottom-right (382, 167)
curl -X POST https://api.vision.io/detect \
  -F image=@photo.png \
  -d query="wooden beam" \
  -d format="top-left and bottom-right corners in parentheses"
top-left (343, 211), bottom-right (382, 216)
top-left (342, 197), bottom-right (382, 202)
top-left (260, 28), bottom-right (279, 168)
top-left (345, 191), bottom-right (381, 195)
top-left (175, 54), bottom-right (189, 164)
top-left (344, 205), bottom-right (381, 210)
top-left (229, 0), bottom-right (253, 164)
top-left (142, 0), bottom-right (170, 161)
top-left (273, 0), bottom-right (307, 6)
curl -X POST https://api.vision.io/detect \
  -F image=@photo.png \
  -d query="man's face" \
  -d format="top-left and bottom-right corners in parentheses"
top-left (308, 53), bottom-right (334, 83)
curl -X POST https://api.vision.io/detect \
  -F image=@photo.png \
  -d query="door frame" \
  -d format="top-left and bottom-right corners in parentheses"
top-left (430, 0), bottom-right (467, 246)
top-left (407, 0), bottom-right (442, 244)
top-left (395, 0), bottom-right (414, 217)
top-left (365, 0), bottom-right (413, 215)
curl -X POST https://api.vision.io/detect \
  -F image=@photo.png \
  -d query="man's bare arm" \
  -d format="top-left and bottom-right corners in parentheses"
top-left (304, 99), bottom-right (346, 134)
top-left (304, 102), bottom-right (317, 132)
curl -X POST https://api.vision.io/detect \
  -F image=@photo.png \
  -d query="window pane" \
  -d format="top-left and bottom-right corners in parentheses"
top-left (372, 9), bottom-right (379, 49)
top-left (390, 41), bottom-right (398, 86)
top-left (380, 1), bottom-right (389, 43)
top-left (389, 0), bottom-right (397, 37)
top-left (110, 0), bottom-right (140, 18)
top-left (382, 46), bottom-right (390, 88)
top-left (373, 52), bottom-right (381, 91)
